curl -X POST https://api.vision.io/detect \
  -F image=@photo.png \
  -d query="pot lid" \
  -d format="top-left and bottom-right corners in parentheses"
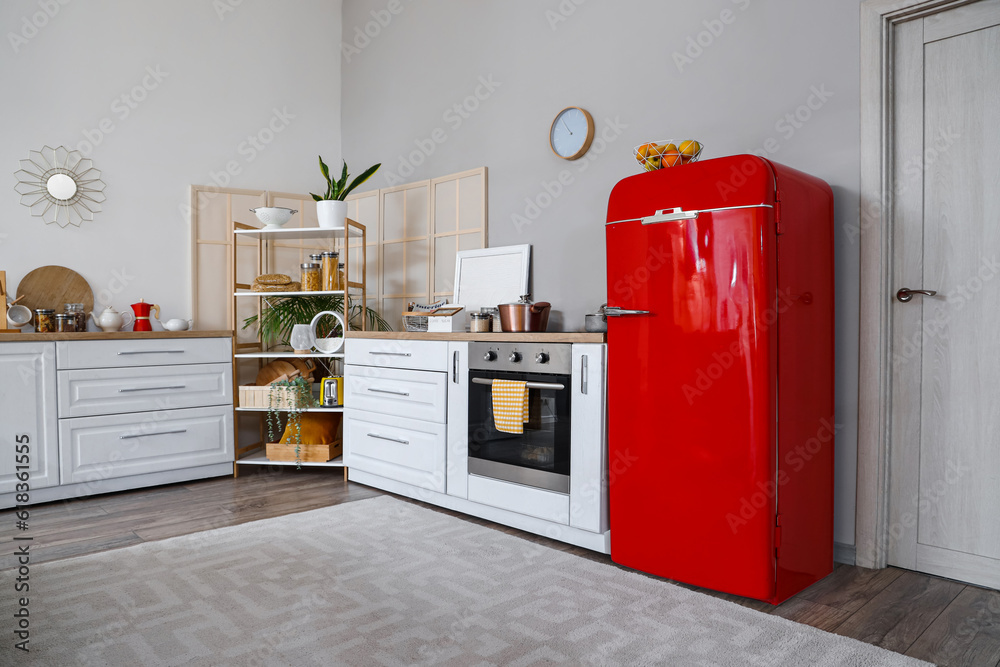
top-left (500, 294), bottom-right (534, 307)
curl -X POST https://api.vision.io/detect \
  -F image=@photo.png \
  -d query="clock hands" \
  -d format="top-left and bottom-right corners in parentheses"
top-left (561, 118), bottom-right (573, 136)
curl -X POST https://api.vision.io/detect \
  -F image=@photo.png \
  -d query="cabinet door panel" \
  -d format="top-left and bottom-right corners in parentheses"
top-left (446, 342), bottom-right (469, 498)
top-left (344, 409), bottom-right (446, 493)
top-left (56, 337), bottom-right (232, 370)
top-left (345, 365), bottom-right (447, 423)
top-left (59, 406), bottom-right (234, 484)
top-left (58, 363), bottom-right (233, 418)
top-left (345, 338), bottom-right (449, 372)
top-left (570, 344), bottom-right (609, 534)
top-left (0, 343), bottom-right (58, 493)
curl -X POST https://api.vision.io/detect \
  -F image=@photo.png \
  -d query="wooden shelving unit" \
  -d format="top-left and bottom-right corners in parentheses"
top-left (231, 219), bottom-right (367, 477)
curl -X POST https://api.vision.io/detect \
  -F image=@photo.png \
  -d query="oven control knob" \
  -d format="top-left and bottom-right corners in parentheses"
top-left (535, 352), bottom-right (549, 364)
top-left (483, 350), bottom-right (497, 362)
top-left (508, 351), bottom-right (522, 363)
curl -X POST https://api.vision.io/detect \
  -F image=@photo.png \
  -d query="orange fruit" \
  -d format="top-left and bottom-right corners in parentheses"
top-left (679, 140), bottom-right (702, 163)
top-left (660, 143), bottom-right (681, 167)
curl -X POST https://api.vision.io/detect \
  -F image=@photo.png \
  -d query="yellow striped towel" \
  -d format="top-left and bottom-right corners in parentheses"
top-left (492, 379), bottom-right (529, 434)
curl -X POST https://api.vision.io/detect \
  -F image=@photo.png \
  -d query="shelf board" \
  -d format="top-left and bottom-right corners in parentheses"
top-left (236, 406), bottom-right (344, 412)
top-left (234, 226), bottom-right (363, 240)
top-left (235, 453), bottom-right (346, 468)
top-left (234, 352), bottom-right (344, 359)
top-left (235, 290), bottom-right (346, 298)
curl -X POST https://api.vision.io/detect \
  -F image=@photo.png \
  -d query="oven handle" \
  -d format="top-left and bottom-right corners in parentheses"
top-left (470, 378), bottom-right (565, 391)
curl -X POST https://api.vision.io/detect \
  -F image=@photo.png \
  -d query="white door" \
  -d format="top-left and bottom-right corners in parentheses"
top-left (0, 342), bottom-right (59, 497)
top-left (889, 0), bottom-right (1000, 589)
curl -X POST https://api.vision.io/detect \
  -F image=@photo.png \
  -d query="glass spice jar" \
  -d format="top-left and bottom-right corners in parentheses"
top-left (55, 313), bottom-right (76, 332)
top-left (338, 263), bottom-right (346, 291)
top-left (321, 251), bottom-right (339, 291)
top-left (301, 263), bottom-right (321, 292)
top-left (470, 312), bottom-right (492, 333)
top-left (34, 308), bottom-right (55, 333)
top-left (65, 303), bottom-right (87, 332)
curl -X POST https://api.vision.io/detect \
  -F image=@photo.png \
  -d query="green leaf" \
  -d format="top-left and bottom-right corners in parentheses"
top-left (339, 163), bottom-right (381, 200)
top-left (310, 192), bottom-right (323, 202)
top-left (318, 155), bottom-right (331, 184)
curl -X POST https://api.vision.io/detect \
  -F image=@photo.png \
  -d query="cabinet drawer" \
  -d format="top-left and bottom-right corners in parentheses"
top-left (345, 338), bottom-right (449, 372)
top-left (344, 409), bottom-right (445, 493)
top-left (59, 406), bottom-right (234, 484)
top-left (345, 365), bottom-right (447, 423)
top-left (56, 337), bottom-right (232, 370)
top-left (58, 363), bottom-right (233, 418)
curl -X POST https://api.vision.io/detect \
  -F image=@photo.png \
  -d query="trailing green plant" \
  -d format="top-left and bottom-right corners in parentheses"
top-left (310, 156), bottom-right (381, 201)
top-left (266, 376), bottom-right (317, 468)
top-left (243, 294), bottom-right (391, 348)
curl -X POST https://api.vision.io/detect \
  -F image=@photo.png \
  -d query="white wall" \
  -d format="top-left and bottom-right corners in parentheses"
top-left (341, 0), bottom-right (861, 547)
top-left (0, 0), bottom-right (342, 324)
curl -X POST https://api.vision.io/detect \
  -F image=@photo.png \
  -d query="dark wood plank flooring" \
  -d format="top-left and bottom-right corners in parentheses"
top-left (3, 468), bottom-right (998, 666)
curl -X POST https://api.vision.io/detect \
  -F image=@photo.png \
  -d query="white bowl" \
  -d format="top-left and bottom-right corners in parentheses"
top-left (7, 304), bottom-right (31, 327)
top-left (250, 207), bottom-right (297, 229)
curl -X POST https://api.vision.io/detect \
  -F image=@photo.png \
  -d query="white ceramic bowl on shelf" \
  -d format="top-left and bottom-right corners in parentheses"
top-left (250, 207), bottom-right (298, 229)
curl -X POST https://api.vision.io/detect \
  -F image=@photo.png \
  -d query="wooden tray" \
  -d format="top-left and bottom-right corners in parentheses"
top-left (15, 265), bottom-right (94, 315)
top-left (266, 440), bottom-right (342, 463)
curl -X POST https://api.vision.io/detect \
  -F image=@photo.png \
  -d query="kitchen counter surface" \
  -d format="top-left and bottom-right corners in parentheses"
top-left (0, 330), bottom-right (233, 342)
top-left (346, 331), bottom-right (606, 343)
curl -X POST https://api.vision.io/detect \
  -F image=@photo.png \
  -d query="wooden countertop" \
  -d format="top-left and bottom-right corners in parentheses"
top-left (346, 331), bottom-right (606, 343)
top-left (0, 330), bottom-right (233, 342)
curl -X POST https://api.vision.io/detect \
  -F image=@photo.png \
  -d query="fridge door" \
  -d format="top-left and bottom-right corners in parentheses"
top-left (606, 197), bottom-right (779, 601)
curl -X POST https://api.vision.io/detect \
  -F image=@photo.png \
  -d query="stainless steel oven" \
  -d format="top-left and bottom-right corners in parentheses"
top-left (467, 342), bottom-right (572, 494)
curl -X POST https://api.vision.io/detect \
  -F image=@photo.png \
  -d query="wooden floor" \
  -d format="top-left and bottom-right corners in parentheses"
top-left (4, 468), bottom-right (999, 666)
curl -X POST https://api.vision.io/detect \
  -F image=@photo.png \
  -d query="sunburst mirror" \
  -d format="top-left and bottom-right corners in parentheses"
top-left (14, 146), bottom-right (107, 228)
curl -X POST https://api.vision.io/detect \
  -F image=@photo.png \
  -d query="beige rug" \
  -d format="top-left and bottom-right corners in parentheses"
top-left (0, 496), bottom-right (930, 666)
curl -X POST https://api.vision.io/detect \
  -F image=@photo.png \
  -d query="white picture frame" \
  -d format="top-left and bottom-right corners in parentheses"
top-left (453, 245), bottom-right (531, 321)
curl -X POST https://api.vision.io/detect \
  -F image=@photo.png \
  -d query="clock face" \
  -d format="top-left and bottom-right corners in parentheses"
top-left (550, 107), bottom-right (595, 160)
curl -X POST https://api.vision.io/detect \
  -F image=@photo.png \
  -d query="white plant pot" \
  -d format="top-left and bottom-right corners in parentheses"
top-left (316, 200), bottom-right (347, 229)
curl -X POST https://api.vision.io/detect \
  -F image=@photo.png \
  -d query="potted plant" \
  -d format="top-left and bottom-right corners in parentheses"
top-left (311, 156), bottom-right (381, 229)
top-left (242, 294), bottom-right (391, 349)
top-left (266, 376), bottom-right (315, 467)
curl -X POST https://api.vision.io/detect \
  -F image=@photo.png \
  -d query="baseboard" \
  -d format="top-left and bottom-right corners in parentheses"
top-left (834, 541), bottom-right (856, 565)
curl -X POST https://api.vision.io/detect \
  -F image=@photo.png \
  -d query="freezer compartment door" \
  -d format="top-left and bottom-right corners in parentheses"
top-left (606, 205), bottom-right (779, 601)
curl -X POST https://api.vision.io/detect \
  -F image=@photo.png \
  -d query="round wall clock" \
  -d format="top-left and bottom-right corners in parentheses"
top-left (549, 107), bottom-right (595, 160)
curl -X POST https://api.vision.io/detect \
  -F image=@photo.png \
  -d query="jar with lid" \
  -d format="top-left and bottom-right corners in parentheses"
top-left (481, 307), bottom-right (502, 332)
top-left (65, 303), bottom-right (87, 332)
top-left (338, 263), bottom-right (346, 291)
top-left (34, 308), bottom-right (55, 333)
top-left (470, 312), bottom-right (492, 333)
top-left (309, 253), bottom-right (323, 264)
top-left (321, 251), bottom-right (339, 291)
top-left (301, 263), bottom-right (321, 292)
top-left (55, 313), bottom-right (76, 332)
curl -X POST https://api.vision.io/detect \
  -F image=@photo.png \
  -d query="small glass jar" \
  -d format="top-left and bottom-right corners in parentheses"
top-left (65, 303), bottom-right (87, 332)
top-left (55, 313), bottom-right (76, 332)
top-left (321, 251), bottom-right (339, 291)
top-left (338, 262), bottom-right (346, 291)
top-left (301, 263), bottom-right (321, 292)
top-left (481, 307), bottom-right (502, 332)
top-left (309, 253), bottom-right (323, 264)
top-left (470, 312), bottom-right (492, 333)
top-left (34, 309), bottom-right (55, 333)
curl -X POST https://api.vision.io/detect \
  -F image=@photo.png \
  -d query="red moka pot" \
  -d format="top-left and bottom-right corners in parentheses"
top-left (130, 299), bottom-right (160, 332)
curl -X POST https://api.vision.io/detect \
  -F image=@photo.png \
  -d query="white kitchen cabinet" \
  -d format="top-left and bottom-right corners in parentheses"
top-left (446, 342), bottom-right (469, 499)
top-left (570, 343), bottom-right (610, 534)
top-left (0, 333), bottom-right (234, 509)
top-left (0, 342), bottom-right (59, 495)
top-left (344, 408), bottom-right (446, 493)
top-left (344, 365), bottom-right (447, 423)
top-left (345, 338), bottom-right (449, 372)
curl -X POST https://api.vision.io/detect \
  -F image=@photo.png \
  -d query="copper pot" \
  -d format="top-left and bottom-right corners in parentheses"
top-left (498, 295), bottom-right (551, 332)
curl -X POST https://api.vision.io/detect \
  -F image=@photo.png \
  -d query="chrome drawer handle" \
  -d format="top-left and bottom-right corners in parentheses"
top-left (120, 429), bottom-right (187, 440)
top-left (471, 378), bottom-right (565, 391)
top-left (367, 432), bottom-right (409, 445)
top-left (641, 207), bottom-right (699, 225)
top-left (369, 351), bottom-right (411, 357)
top-left (367, 387), bottom-right (410, 397)
top-left (117, 350), bottom-right (185, 355)
top-left (604, 307), bottom-right (651, 317)
top-left (119, 385), bottom-right (186, 393)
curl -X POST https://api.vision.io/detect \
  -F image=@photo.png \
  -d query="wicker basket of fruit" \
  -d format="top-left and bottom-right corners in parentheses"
top-left (633, 140), bottom-right (703, 172)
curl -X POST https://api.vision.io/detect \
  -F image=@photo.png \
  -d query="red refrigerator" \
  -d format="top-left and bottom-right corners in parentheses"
top-left (605, 155), bottom-right (835, 604)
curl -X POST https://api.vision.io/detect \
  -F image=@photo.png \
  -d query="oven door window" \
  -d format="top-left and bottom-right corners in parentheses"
top-left (468, 370), bottom-right (571, 477)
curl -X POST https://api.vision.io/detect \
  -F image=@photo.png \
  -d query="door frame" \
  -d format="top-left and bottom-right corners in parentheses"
top-left (856, 0), bottom-right (982, 568)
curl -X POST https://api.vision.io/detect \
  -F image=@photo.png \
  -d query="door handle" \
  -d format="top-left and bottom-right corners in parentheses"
top-left (369, 351), bottom-right (411, 357)
top-left (119, 385), bottom-right (186, 393)
top-left (896, 288), bottom-right (938, 303)
top-left (604, 307), bottom-right (651, 317)
top-left (120, 429), bottom-right (187, 440)
top-left (641, 207), bottom-right (699, 225)
top-left (581, 355), bottom-right (589, 395)
top-left (117, 350), bottom-right (185, 355)
top-left (453, 351), bottom-right (458, 384)
top-left (367, 387), bottom-right (410, 397)
top-left (367, 432), bottom-right (409, 445)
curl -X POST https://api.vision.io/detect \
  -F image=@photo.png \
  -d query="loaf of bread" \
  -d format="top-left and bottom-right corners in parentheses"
top-left (254, 273), bottom-right (292, 286)
top-left (252, 281), bottom-right (301, 293)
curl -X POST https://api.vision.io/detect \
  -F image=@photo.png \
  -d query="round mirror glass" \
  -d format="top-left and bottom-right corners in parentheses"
top-left (46, 173), bottom-right (77, 200)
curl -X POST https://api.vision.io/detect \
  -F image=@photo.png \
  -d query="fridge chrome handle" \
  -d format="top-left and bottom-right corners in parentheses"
top-left (604, 307), bottom-right (651, 317)
top-left (641, 207), bottom-right (699, 225)
top-left (581, 355), bottom-right (588, 395)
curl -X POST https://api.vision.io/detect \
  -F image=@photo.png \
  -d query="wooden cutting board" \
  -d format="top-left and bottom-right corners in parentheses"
top-left (15, 265), bottom-right (94, 315)
top-left (255, 360), bottom-right (300, 386)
